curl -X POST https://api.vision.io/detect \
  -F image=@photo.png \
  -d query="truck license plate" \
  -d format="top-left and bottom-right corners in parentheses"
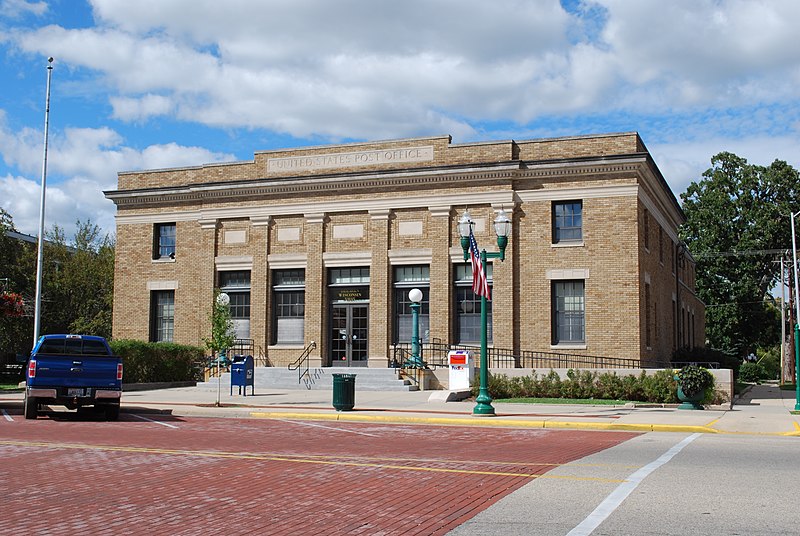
top-left (67, 388), bottom-right (85, 397)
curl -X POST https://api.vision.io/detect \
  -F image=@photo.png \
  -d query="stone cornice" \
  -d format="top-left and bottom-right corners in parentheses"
top-left (105, 161), bottom-right (520, 207)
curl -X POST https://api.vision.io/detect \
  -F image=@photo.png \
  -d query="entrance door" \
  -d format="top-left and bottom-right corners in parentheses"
top-left (330, 304), bottom-right (369, 366)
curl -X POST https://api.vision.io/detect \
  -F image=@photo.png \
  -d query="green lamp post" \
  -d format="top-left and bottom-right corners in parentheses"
top-left (791, 211), bottom-right (800, 411)
top-left (407, 288), bottom-right (426, 368)
top-left (458, 208), bottom-right (511, 416)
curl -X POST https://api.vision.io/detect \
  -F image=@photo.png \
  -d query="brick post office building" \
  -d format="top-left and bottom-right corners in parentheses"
top-left (105, 132), bottom-right (704, 369)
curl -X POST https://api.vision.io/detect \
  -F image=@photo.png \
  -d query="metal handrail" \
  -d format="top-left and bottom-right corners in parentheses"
top-left (288, 341), bottom-right (317, 387)
top-left (393, 342), bottom-right (673, 370)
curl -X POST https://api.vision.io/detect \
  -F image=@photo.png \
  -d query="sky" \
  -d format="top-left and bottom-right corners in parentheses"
top-left (1, 0), bottom-right (799, 240)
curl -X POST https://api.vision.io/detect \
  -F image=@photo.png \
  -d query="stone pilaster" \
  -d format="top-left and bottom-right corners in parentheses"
top-left (368, 209), bottom-right (391, 367)
top-left (250, 215), bottom-right (271, 361)
top-left (304, 213), bottom-right (326, 367)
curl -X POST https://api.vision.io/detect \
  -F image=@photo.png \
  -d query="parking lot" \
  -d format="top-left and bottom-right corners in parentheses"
top-left (0, 410), bottom-right (636, 535)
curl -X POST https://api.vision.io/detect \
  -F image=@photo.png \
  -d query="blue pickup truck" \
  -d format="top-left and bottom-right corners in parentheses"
top-left (25, 334), bottom-right (123, 420)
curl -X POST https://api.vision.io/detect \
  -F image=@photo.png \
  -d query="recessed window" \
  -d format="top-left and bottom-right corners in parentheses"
top-left (219, 271), bottom-right (251, 340)
top-left (552, 201), bottom-right (582, 244)
top-left (454, 263), bottom-right (492, 344)
top-left (393, 265), bottom-right (430, 345)
top-left (150, 290), bottom-right (175, 342)
top-left (153, 223), bottom-right (176, 260)
top-left (272, 269), bottom-right (305, 344)
top-left (552, 280), bottom-right (584, 344)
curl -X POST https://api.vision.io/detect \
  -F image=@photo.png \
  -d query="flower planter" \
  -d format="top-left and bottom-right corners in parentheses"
top-left (677, 385), bottom-right (705, 410)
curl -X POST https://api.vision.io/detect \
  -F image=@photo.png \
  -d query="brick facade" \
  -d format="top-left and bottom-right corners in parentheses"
top-left (106, 132), bottom-right (705, 368)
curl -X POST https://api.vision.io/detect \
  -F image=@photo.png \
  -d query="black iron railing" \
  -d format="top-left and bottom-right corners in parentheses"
top-left (288, 341), bottom-right (318, 389)
top-left (392, 340), bottom-right (674, 370)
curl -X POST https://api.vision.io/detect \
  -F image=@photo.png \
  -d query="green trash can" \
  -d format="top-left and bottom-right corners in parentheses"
top-left (332, 373), bottom-right (357, 411)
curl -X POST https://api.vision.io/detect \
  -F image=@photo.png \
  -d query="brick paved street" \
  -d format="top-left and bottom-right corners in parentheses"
top-left (0, 412), bottom-right (637, 535)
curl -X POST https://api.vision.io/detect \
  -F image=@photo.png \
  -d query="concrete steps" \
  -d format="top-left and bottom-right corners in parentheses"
top-left (199, 366), bottom-right (419, 391)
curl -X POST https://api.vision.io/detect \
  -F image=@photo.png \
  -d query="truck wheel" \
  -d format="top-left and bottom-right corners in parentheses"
top-left (24, 394), bottom-right (38, 420)
top-left (104, 403), bottom-right (120, 421)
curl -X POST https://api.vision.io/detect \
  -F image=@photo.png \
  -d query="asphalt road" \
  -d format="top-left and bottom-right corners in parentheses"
top-left (1, 408), bottom-right (798, 535)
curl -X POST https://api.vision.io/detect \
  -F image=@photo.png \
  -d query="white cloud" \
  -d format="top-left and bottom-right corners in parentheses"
top-left (4, 0), bottom-right (799, 143)
top-left (652, 135), bottom-right (800, 200)
top-left (0, 0), bottom-right (47, 18)
top-left (0, 114), bottom-right (236, 237)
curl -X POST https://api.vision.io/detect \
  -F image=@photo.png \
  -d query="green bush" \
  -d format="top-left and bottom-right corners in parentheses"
top-left (474, 368), bottom-right (684, 404)
top-left (756, 346), bottom-right (780, 381)
top-left (738, 362), bottom-right (767, 383)
top-left (110, 339), bottom-right (205, 384)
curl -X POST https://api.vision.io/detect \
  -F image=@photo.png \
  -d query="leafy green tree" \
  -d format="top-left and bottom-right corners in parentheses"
top-left (0, 209), bottom-right (35, 355)
top-left (203, 289), bottom-right (235, 360)
top-left (680, 152), bottom-right (799, 356)
top-left (37, 221), bottom-right (115, 338)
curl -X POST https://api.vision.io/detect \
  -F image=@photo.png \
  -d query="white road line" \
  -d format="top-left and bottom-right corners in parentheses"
top-left (277, 418), bottom-right (378, 437)
top-left (131, 414), bottom-right (179, 429)
top-left (2, 410), bottom-right (12, 422)
top-left (567, 433), bottom-right (701, 536)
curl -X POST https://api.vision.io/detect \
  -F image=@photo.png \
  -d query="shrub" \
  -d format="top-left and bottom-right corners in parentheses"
top-left (738, 362), bottom-right (767, 384)
top-left (640, 369), bottom-right (678, 403)
top-left (110, 339), bottom-right (205, 384)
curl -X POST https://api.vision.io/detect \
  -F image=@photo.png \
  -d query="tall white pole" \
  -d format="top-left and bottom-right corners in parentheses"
top-left (792, 211), bottom-right (800, 336)
top-left (781, 256), bottom-right (786, 384)
top-left (32, 57), bottom-right (54, 349)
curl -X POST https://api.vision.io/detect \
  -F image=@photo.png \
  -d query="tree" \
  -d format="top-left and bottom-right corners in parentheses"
top-left (203, 289), bottom-right (235, 359)
top-left (680, 152), bottom-right (799, 356)
top-left (0, 211), bottom-right (115, 356)
top-left (0, 209), bottom-right (35, 356)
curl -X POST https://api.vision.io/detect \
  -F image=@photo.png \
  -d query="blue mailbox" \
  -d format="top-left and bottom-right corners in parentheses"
top-left (230, 355), bottom-right (254, 396)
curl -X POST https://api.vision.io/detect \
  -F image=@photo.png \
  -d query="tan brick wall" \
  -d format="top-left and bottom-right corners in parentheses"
top-left (109, 133), bottom-right (704, 369)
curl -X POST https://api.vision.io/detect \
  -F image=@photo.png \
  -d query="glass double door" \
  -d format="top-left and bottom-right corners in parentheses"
top-left (330, 304), bottom-right (368, 366)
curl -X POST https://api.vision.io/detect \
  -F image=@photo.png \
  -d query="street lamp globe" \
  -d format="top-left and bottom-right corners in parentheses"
top-left (409, 288), bottom-right (423, 303)
top-left (216, 292), bottom-right (230, 306)
top-left (493, 209), bottom-right (511, 238)
top-left (457, 210), bottom-right (473, 238)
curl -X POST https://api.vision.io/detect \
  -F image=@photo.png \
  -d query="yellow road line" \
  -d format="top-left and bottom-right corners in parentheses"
top-left (0, 439), bottom-right (625, 483)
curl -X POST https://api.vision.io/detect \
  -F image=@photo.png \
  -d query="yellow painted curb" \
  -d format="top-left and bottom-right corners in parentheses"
top-left (249, 411), bottom-right (721, 434)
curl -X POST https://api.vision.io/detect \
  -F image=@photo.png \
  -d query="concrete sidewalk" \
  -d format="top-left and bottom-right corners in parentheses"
top-left (2, 383), bottom-right (798, 436)
top-left (114, 382), bottom-right (800, 436)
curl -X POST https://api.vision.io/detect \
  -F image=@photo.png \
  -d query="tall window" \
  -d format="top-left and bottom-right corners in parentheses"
top-left (552, 280), bottom-right (585, 344)
top-left (455, 263), bottom-right (492, 344)
top-left (394, 265), bottom-right (430, 344)
top-left (153, 223), bottom-right (176, 260)
top-left (643, 210), bottom-right (650, 250)
top-left (219, 271), bottom-right (251, 339)
top-left (150, 290), bottom-right (174, 342)
top-left (552, 201), bottom-right (582, 243)
top-left (272, 269), bottom-right (305, 344)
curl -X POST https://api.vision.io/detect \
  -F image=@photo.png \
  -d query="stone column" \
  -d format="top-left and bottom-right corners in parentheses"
top-left (250, 215), bottom-right (271, 364)
top-left (368, 209), bottom-right (391, 367)
top-left (304, 213), bottom-right (326, 368)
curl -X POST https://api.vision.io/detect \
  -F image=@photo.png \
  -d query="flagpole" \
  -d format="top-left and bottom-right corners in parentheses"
top-left (33, 57), bottom-right (54, 349)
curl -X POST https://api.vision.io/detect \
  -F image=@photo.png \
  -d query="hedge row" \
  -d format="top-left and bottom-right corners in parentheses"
top-left (476, 369), bottom-right (687, 404)
top-left (110, 339), bottom-right (205, 384)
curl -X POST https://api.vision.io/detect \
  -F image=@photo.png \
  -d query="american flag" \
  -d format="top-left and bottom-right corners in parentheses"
top-left (468, 229), bottom-right (491, 300)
